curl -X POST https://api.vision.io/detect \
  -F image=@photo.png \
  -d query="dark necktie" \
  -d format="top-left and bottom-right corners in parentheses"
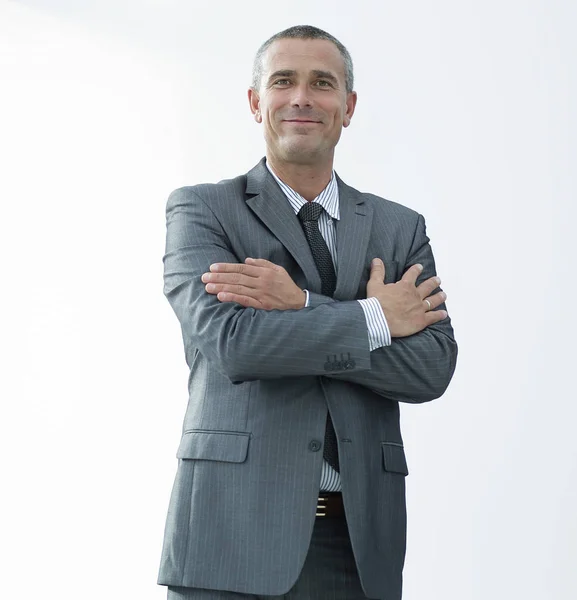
top-left (297, 202), bottom-right (340, 473)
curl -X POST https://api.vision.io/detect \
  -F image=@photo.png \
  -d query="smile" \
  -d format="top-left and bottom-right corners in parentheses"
top-left (284, 120), bottom-right (321, 124)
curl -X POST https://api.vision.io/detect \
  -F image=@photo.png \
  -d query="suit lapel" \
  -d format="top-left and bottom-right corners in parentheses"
top-left (333, 175), bottom-right (373, 300)
top-left (245, 158), bottom-right (373, 299)
top-left (246, 158), bottom-right (322, 293)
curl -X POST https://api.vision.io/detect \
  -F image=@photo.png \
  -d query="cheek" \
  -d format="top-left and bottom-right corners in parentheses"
top-left (329, 111), bottom-right (343, 132)
top-left (264, 105), bottom-right (281, 127)
top-left (325, 104), bottom-right (343, 127)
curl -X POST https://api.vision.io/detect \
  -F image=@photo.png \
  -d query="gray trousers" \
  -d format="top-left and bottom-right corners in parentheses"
top-left (166, 516), bottom-right (372, 600)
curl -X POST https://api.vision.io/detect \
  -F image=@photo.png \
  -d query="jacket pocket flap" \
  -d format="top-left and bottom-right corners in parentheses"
top-left (381, 442), bottom-right (409, 475)
top-left (177, 430), bottom-right (250, 463)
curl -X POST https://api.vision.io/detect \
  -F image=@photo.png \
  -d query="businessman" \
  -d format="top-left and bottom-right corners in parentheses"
top-left (158, 24), bottom-right (458, 600)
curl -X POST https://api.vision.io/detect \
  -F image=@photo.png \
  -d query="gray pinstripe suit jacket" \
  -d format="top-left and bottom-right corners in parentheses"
top-left (157, 157), bottom-right (458, 600)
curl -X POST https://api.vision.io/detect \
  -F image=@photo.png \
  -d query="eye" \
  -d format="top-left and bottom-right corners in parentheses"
top-left (274, 79), bottom-right (291, 85)
top-left (315, 80), bottom-right (332, 87)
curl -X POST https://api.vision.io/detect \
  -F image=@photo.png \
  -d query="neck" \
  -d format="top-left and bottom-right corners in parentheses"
top-left (266, 153), bottom-right (334, 202)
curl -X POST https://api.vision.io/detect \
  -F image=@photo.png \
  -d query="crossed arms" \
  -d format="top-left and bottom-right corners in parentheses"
top-left (163, 187), bottom-right (458, 403)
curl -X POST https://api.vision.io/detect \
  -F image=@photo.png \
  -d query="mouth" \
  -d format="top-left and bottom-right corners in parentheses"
top-left (284, 120), bottom-right (321, 125)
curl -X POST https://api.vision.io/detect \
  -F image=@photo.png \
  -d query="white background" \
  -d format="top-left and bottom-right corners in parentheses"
top-left (1, 1), bottom-right (575, 598)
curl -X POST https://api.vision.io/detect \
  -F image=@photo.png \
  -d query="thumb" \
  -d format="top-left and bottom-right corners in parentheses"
top-left (369, 258), bottom-right (385, 281)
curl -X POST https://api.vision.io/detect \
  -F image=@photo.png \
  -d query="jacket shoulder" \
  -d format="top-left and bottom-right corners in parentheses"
top-left (339, 175), bottom-right (420, 218)
top-left (166, 174), bottom-right (247, 209)
top-left (361, 191), bottom-right (420, 220)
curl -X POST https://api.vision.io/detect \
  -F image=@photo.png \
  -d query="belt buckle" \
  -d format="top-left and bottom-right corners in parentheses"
top-left (316, 495), bottom-right (328, 517)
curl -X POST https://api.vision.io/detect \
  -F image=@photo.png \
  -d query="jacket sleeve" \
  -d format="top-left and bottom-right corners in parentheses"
top-left (324, 214), bottom-right (458, 403)
top-left (163, 186), bottom-right (373, 382)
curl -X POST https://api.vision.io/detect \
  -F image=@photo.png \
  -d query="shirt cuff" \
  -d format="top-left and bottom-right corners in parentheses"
top-left (357, 297), bottom-right (392, 350)
top-left (303, 289), bottom-right (310, 308)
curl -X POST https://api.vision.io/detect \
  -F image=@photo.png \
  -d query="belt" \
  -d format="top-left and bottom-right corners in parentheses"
top-left (316, 492), bottom-right (345, 518)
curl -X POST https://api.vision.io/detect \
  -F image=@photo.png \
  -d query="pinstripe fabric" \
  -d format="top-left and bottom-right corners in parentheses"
top-left (157, 157), bottom-right (458, 600)
top-left (265, 161), bottom-right (391, 349)
top-left (264, 161), bottom-right (339, 269)
top-left (167, 517), bottom-right (367, 599)
top-left (265, 160), bottom-right (392, 492)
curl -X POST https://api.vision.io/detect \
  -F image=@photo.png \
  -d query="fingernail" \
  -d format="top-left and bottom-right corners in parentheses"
top-left (440, 291), bottom-right (447, 300)
top-left (201, 273), bottom-right (210, 282)
top-left (417, 264), bottom-right (423, 271)
top-left (435, 276), bottom-right (441, 285)
top-left (210, 264), bottom-right (221, 271)
top-left (372, 258), bottom-right (381, 266)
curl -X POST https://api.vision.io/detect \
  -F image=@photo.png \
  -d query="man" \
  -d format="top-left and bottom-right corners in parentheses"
top-left (158, 24), bottom-right (457, 600)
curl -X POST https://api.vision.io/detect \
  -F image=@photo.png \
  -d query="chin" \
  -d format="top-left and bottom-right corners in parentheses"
top-left (280, 140), bottom-right (326, 162)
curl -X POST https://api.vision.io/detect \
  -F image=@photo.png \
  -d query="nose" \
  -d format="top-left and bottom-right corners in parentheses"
top-left (290, 83), bottom-right (313, 109)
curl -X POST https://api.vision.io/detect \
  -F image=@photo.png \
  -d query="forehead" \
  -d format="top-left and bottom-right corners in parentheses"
top-left (263, 38), bottom-right (345, 81)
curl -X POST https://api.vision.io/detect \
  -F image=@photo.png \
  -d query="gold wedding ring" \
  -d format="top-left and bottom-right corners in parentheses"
top-left (425, 299), bottom-right (432, 311)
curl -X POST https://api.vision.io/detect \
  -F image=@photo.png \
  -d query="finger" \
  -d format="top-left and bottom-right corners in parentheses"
top-left (210, 262), bottom-right (263, 276)
top-left (245, 257), bottom-right (282, 271)
top-left (216, 291), bottom-right (263, 309)
top-left (369, 258), bottom-right (385, 282)
top-left (424, 308), bottom-right (448, 325)
top-left (400, 263), bottom-right (423, 285)
top-left (203, 269), bottom-right (261, 286)
top-left (205, 283), bottom-right (258, 296)
top-left (210, 262), bottom-right (243, 273)
top-left (417, 275), bottom-right (441, 300)
top-left (423, 290), bottom-right (447, 312)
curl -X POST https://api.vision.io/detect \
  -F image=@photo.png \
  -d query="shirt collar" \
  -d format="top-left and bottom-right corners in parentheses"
top-left (265, 159), bottom-right (340, 220)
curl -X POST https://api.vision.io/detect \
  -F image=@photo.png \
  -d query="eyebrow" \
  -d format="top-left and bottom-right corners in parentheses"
top-left (267, 69), bottom-right (339, 85)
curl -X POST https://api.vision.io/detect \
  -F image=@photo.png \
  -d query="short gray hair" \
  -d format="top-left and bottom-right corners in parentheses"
top-left (251, 25), bottom-right (354, 94)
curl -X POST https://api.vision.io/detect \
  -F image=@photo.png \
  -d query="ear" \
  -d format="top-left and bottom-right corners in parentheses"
top-left (343, 90), bottom-right (358, 128)
top-left (248, 88), bottom-right (262, 123)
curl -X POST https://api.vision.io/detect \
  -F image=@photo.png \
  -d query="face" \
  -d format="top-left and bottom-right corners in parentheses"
top-left (248, 38), bottom-right (357, 166)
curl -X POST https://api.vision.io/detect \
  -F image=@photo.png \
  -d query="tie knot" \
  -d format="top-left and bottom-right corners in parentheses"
top-left (298, 202), bottom-right (324, 223)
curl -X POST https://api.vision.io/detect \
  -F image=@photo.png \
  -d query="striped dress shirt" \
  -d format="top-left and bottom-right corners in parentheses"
top-left (265, 160), bottom-right (391, 492)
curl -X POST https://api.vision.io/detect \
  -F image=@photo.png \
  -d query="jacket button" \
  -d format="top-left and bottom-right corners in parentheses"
top-left (309, 440), bottom-right (322, 452)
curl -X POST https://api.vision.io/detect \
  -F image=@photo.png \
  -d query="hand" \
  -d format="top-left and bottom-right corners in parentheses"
top-left (201, 258), bottom-right (306, 310)
top-left (367, 258), bottom-right (448, 338)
